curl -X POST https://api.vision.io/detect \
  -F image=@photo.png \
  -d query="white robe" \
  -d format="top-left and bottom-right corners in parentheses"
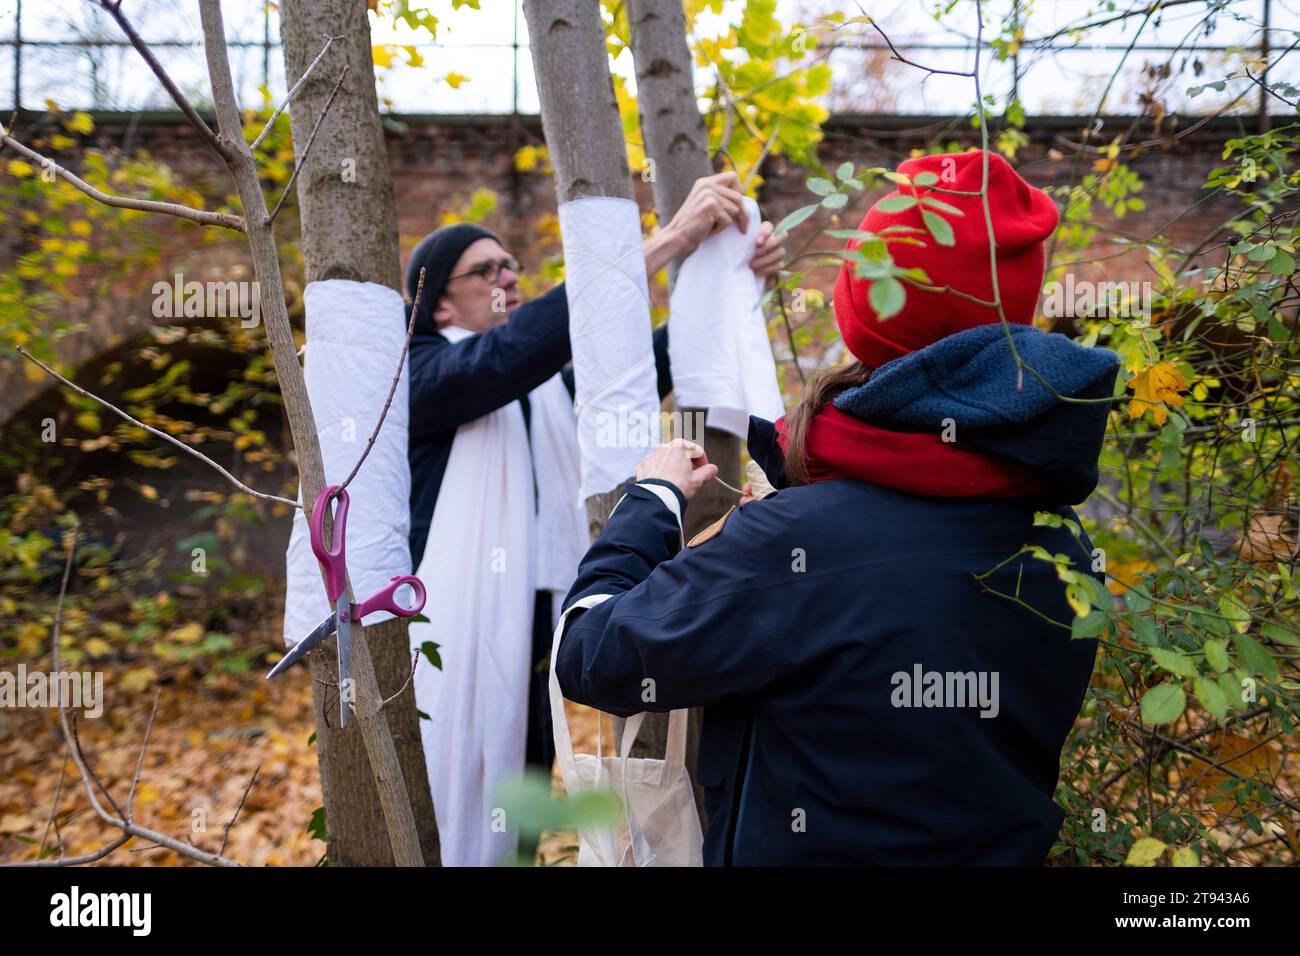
top-left (407, 323), bottom-right (587, 867)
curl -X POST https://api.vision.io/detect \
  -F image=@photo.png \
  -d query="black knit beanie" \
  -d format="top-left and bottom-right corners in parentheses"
top-left (404, 223), bottom-right (501, 333)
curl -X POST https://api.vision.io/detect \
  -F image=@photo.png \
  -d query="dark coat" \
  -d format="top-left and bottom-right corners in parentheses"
top-left (555, 326), bottom-right (1119, 866)
top-left (407, 282), bottom-right (672, 568)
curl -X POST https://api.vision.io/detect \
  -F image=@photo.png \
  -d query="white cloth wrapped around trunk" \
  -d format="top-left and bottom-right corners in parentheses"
top-left (559, 196), bottom-right (661, 502)
top-left (282, 279), bottom-right (413, 646)
top-left (668, 196), bottom-right (785, 437)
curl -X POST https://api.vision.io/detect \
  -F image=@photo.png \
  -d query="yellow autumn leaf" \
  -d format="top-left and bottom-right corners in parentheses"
top-left (84, 637), bottom-right (113, 658)
top-left (66, 111), bottom-right (94, 135)
top-left (121, 667), bottom-right (158, 693)
top-left (1126, 362), bottom-right (1188, 425)
top-left (169, 622), bottom-right (204, 644)
top-left (135, 783), bottom-right (160, 805)
top-left (1124, 836), bottom-right (1167, 866)
top-left (445, 72), bottom-right (470, 89)
top-left (7, 159), bottom-right (35, 177)
top-left (514, 144), bottom-right (542, 172)
top-left (371, 44), bottom-right (395, 68)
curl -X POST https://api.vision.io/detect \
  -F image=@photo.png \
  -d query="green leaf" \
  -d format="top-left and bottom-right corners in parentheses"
top-left (1151, 647), bottom-right (1196, 679)
top-left (1217, 596), bottom-right (1252, 629)
top-left (1266, 251), bottom-right (1296, 276)
top-left (1194, 677), bottom-right (1228, 720)
top-left (1140, 683), bottom-right (1186, 725)
top-left (775, 203), bottom-right (818, 236)
top-left (1131, 616), bottom-right (1157, 646)
top-left (920, 209), bottom-right (955, 246)
top-left (420, 640), bottom-right (443, 670)
top-left (1124, 836), bottom-right (1168, 866)
top-left (868, 277), bottom-right (905, 320)
top-left (806, 176), bottom-right (836, 196)
top-left (836, 161), bottom-right (855, 182)
top-left (912, 170), bottom-right (939, 186)
top-left (1232, 632), bottom-right (1278, 681)
top-left (417, 709), bottom-right (431, 720)
top-left (919, 196), bottom-right (965, 216)
top-left (409, 613), bottom-right (431, 624)
top-left (1260, 620), bottom-right (1300, 647)
top-left (307, 806), bottom-right (327, 842)
top-left (1204, 638), bottom-right (1231, 673)
top-left (821, 192), bottom-right (848, 209)
top-left (1218, 673), bottom-right (1245, 709)
top-left (874, 194), bottom-right (918, 213)
top-left (1072, 611), bottom-right (1108, 639)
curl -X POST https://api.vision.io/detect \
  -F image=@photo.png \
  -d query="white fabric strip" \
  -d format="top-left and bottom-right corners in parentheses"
top-left (558, 196), bottom-right (661, 503)
top-left (407, 323), bottom-right (588, 867)
top-left (668, 196), bottom-right (785, 437)
top-left (282, 279), bottom-right (413, 645)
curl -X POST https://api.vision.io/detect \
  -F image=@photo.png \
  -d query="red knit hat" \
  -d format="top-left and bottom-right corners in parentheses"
top-left (833, 149), bottom-right (1059, 368)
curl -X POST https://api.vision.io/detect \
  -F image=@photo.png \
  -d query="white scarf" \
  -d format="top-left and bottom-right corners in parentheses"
top-left (408, 323), bottom-right (587, 867)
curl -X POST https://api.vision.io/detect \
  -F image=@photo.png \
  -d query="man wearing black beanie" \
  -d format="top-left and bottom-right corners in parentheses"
top-left (404, 171), bottom-right (784, 864)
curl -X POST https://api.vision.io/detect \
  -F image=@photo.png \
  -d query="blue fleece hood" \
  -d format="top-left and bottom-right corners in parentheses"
top-left (834, 324), bottom-right (1120, 504)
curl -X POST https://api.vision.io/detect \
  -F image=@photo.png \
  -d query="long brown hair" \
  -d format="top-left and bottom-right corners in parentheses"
top-left (781, 361), bottom-right (874, 486)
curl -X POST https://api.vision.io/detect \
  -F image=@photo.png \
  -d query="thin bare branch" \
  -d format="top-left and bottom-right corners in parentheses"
top-left (22, 529), bottom-right (241, 867)
top-left (37, 754), bottom-right (69, 861)
top-left (381, 652), bottom-right (422, 711)
top-left (220, 765), bottom-right (261, 857)
top-left (96, 0), bottom-right (233, 162)
top-left (127, 690), bottom-right (162, 822)
top-left (267, 65), bottom-right (350, 225)
top-left (16, 347), bottom-right (300, 510)
top-left (0, 130), bottom-right (245, 232)
top-left (250, 33), bottom-right (341, 153)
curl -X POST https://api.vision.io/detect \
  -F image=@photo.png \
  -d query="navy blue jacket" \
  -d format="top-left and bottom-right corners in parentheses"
top-left (407, 282), bottom-right (672, 568)
top-left (555, 325), bottom-right (1120, 866)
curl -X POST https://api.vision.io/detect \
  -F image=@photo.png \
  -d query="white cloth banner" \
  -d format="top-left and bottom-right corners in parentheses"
top-left (282, 279), bottom-right (413, 646)
top-left (558, 196), bottom-right (661, 502)
top-left (668, 196), bottom-right (785, 437)
top-left (408, 324), bottom-right (587, 867)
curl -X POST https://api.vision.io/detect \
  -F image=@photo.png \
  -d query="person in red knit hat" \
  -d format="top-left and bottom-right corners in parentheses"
top-left (833, 149), bottom-right (1061, 368)
top-left (549, 149), bottom-right (1122, 865)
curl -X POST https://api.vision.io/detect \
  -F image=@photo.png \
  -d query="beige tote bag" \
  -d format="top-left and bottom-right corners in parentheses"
top-left (549, 594), bottom-right (704, 867)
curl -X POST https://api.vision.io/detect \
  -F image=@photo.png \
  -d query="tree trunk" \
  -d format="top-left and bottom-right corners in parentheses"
top-left (626, 0), bottom-right (739, 809)
top-left (524, 0), bottom-right (637, 535)
top-left (271, 0), bottom-right (434, 866)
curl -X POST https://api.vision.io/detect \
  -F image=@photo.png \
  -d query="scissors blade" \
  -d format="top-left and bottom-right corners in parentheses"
top-left (336, 595), bottom-right (352, 728)
top-left (265, 610), bottom-right (337, 680)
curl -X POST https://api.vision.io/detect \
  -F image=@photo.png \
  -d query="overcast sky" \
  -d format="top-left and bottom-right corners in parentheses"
top-left (1, 0), bottom-right (1292, 116)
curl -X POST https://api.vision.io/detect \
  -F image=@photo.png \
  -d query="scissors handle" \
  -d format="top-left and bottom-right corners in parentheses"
top-left (353, 575), bottom-right (427, 623)
top-left (310, 484), bottom-right (349, 606)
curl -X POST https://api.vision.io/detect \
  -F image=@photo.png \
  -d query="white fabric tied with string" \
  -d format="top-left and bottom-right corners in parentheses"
top-left (558, 196), bottom-right (662, 502)
top-left (668, 196), bottom-right (785, 438)
top-left (282, 279), bottom-right (414, 647)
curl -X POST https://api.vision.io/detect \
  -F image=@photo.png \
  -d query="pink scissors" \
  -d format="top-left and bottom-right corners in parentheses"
top-left (266, 484), bottom-right (426, 728)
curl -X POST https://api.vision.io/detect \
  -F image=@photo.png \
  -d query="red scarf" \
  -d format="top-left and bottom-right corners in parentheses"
top-left (777, 405), bottom-right (1043, 499)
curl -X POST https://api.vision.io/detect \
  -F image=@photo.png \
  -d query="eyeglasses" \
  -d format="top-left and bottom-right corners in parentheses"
top-left (447, 255), bottom-right (520, 285)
